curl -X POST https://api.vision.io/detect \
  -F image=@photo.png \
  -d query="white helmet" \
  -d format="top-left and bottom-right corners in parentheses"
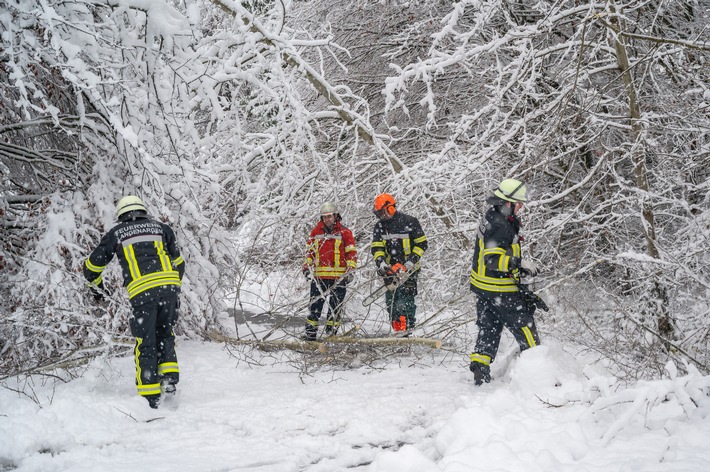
top-left (320, 202), bottom-right (337, 215)
top-left (116, 195), bottom-right (147, 219)
top-left (493, 179), bottom-right (527, 202)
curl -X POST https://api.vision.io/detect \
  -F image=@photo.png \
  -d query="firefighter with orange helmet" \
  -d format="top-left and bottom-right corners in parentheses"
top-left (302, 202), bottom-right (357, 340)
top-left (371, 194), bottom-right (428, 332)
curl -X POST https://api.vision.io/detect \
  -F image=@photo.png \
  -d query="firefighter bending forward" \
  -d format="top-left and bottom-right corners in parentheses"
top-left (84, 196), bottom-right (185, 408)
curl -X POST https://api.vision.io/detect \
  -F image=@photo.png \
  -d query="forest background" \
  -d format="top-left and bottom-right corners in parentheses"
top-left (1, 0), bottom-right (709, 384)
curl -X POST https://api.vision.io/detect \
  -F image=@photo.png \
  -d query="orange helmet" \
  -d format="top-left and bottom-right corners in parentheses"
top-left (373, 193), bottom-right (396, 219)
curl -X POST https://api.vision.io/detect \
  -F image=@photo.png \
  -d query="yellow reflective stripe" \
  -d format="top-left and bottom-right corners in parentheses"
top-left (402, 238), bottom-right (411, 255)
top-left (87, 275), bottom-right (103, 287)
top-left (334, 239), bottom-right (342, 267)
top-left (470, 271), bottom-right (517, 285)
top-left (326, 319), bottom-right (340, 327)
top-left (371, 241), bottom-right (386, 248)
top-left (522, 327), bottom-right (537, 348)
top-left (135, 337), bottom-right (143, 385)
top-left (512, 243), bottom-right (521, 258)
top-left (497, 255), bottom-right (510, 272)
top-left (85, 259), bottom-right (105, 273)
top-left (413, 235), bottom-right (427, 244)
top-left (346, 260), bottom-right (357, 269)
top-left (476, 239), bottom-right (485, 276)
top-left (137, 384), bottom-right (161, 396)
top-left (158, 362), bottom-right (179, 375)
top-left (344, 245), bottom-right (356, 252)
top-left (127, 271), bottom-right (181, 298)
top-left (154, 241), bottom-right (172, 272)
top-left (482, 248), bottom-right (506, 256)
top-left (307, 319), bottom-right (318, 327)
top-left (128, 279), bottom-right (181, 299)
top-left (314, 240), bottom-right (321, 267)
top-left (127, 271), bottom-right (180, 292)
top-left (470, 281), bottom-right (518, 293)
top-left (172, 255), bottom-right (184, 266)
top-left (123, 244), bottom-right (141, 280)
top-left (373, 250), bottom-right (386, 260)
top-left (412, 246), bottom-right (425, 257)
top-left (470, 273), bottom-right (518, 292)
top-left (470, 353), bottom-right (491, 365)
top-left (314, 267), bottom-right (347, 277)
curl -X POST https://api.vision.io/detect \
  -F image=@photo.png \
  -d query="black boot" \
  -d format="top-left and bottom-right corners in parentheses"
top-left (161, 378), bottom-right (177, 396)
top-left (303, 323), bottom-right (317, 341)
top-left (146, 394), bottom-right (160, 409)
top-left (469, 362), bottom-right (491, 386)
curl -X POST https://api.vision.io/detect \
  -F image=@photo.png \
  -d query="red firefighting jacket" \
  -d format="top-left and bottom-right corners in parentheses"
top-left (303, 220), bottom-right (357, 279)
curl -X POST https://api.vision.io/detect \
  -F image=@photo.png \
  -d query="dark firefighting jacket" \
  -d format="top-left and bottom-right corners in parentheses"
top-left (303, 220), bottom-right (357, 279)
top-left (84, 216), bottom-right (185, 302)
top-left (371, 211), bottom-right (428, 270)
top-left (469, 206), bottom-right (524, 294)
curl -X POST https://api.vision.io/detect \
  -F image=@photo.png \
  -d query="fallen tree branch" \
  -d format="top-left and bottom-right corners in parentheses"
top-left (205, 330), bottom-right (442, 352)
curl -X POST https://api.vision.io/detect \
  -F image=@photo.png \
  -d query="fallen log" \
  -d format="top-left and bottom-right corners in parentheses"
top-left (205, 330), bottom-right (442, 352)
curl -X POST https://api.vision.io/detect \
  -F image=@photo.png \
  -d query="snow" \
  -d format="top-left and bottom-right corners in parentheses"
top-left (2, 339), bottom-right (710, 471)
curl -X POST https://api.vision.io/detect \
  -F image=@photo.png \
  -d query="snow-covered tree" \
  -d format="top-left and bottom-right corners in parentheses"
top-left (2, 0), bottom-right (709, 381)
top-left (0, 0), bottom-right (381, 374)
top-left (372, 0), bottom-right (710, 376)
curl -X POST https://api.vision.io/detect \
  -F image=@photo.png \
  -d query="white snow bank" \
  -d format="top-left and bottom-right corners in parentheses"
top-left (1, 341), bottom-right (709, 471)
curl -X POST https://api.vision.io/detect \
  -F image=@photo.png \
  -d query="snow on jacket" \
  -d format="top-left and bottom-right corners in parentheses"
top-left (303, 220), bottom-right (357, 279)
top-left (84, 215), bottom-right (185, 302)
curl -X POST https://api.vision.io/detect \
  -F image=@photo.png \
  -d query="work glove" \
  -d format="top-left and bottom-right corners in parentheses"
top-left (519, 259), bottom-right (540, 277)
top-left (302, 268), bottom-right (311, 281)
top-left (404, 260), bottom-right (416, 272)
top-left (376, 260), bottom-right (391, 277)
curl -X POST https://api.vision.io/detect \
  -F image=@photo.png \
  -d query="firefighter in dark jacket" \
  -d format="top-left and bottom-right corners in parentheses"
top-left (84, 196), bottom-right (185, 408)
top-left (303, 202), bottom-right (357, 340)
top-left (469, 179), bottom-right (541, 386)
top-left (371, 194), bottom-right (428, 332)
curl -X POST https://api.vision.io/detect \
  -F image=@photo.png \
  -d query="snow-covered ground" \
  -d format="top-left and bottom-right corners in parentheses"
top-left (2, 336), bottom-right (710, 472)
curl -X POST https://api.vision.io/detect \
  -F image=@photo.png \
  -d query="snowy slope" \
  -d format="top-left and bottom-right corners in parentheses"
top-left (1, 340), bottom-right (710, 471)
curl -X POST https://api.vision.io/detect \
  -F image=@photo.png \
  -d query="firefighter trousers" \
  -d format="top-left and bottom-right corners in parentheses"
top-left (306, 278), bottom-right (347, 336)
top-left (471, 291), bottom-right (540, 367)
top-left (129, 290), bottom-right (180, 398)
top-left (385, 272), bottom-right (419, 330)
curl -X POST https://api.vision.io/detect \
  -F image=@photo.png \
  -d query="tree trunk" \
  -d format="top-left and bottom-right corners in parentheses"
top-left (609, 2), bottom-right (673, 342)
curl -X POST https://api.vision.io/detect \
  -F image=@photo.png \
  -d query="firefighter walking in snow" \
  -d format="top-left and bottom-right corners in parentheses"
top-left (371, 194), bottom-right (428, 333)
top-left (303, 202), bottom-right (357, 340)
top-left (469, 179), bottom-right (542, 386)
top-left (84, 196), bottom-right (185, 408)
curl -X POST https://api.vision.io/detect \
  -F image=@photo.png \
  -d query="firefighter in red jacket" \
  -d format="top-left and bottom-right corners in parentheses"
top-left (84, 196), bottom-right (185, 408)
top-left (303, 202), bottom-right (357, 340)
